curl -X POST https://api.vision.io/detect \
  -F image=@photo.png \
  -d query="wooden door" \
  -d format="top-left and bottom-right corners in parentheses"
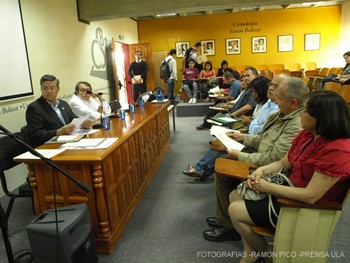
top-left (153, 52), bottom-right (168, 96)
top-left (129, 43), bottom-right (155, 91)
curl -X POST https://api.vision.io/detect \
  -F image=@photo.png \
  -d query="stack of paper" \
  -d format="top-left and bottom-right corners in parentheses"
top-left (210, 126), bottom-right (245, 151)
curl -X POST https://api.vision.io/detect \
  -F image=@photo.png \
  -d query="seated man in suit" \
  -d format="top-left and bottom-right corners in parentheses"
top-left (26, 74), bottom-right (91, 147)
top-left (203, 77), bottom-right (309, 242)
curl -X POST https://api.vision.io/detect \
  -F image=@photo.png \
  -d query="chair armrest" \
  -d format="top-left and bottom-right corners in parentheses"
top-left (214, 158), bottom-right (259, 180)
top-left (277, 197), bottom-right (342, 210)
top-left (210, 140), bottom-right (227, 152)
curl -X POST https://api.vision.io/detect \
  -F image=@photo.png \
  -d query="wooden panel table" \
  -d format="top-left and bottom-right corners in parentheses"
top-left (16, 102), bottom-right (170, 254)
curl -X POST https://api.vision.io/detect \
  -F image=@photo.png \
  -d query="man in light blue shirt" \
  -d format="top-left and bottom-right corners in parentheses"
top-left (248, 77), bottom-right (281, 134)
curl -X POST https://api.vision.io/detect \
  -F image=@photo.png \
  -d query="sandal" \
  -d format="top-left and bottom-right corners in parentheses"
top-left (182, 165), bottom-right (201, 177)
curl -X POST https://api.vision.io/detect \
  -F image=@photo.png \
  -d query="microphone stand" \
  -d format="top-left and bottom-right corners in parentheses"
top-left (0, 124), bottom-right (91, 263)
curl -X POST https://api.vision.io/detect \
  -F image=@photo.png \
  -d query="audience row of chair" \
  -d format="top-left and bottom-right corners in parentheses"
top-left (324, 82), bottom-right (350, 104)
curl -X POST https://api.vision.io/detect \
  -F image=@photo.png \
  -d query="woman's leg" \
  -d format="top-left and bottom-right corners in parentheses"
top-left (183, 84), bottom-right (192, 98)
top-left (192, 81), bottom-right (198, 98)
top-left (229, 190), bottom-right (272, 263)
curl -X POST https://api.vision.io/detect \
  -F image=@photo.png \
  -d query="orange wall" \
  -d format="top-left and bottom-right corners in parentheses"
top-left (138, 6), bottom-right (341, 93)
top-left (138, 6), bottom-right (341, 84)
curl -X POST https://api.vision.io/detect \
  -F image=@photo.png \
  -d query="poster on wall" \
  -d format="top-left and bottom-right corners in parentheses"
top-left (226, 38), bottom-right (240, 55)
top-left (201, 40), bottom-right (215, 56)
top-left (278, 35), bottom-right (293, 52)
top-left (176, 41), bottom-right (190, 58)
top-left (304, 33), bottom-right (320, 51)
top-left (252, 36), bottom-right (267, 53)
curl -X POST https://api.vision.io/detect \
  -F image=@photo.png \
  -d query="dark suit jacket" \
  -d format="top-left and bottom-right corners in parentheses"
top-left (26, 96), bottom-right (77, 147)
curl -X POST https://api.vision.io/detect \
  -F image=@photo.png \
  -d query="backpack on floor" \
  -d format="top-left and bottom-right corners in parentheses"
top-left (160, 59), bottom-right (171, 82)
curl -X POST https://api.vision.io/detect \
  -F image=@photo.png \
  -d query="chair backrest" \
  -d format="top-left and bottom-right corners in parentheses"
top-left (285, 63), bottom-right (301, 71)
top-left (258, 70), bottom-right (273, 79)
top-left (272, 69), bottom-right (291, 77)
top-left (254, 64), bottom-right (269, 71)
top-left (0, 133), bottom-right (28, 172)
top-left (323, 82), bottom-right (341, 93)
top-left (328, 67), bottom-right (340, 76)
top-left (302, 62), bottom-right (317, 70)
top-left (268, 64), bottom-right (285, 72)
top-left (337, 85), bottom-right (350, 104)
top-left (318, 67), bottom-right (330, 77)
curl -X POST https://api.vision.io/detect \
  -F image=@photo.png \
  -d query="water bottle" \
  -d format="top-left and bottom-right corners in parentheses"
top-left (156, 88), bottom-right (164, 102)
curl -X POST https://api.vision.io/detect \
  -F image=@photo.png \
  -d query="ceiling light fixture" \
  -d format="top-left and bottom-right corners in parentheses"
top-left (156, 13), bottom-right (177, 18)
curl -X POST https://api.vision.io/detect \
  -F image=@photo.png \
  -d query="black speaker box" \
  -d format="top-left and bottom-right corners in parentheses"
top-left (26, 203), bottom-right (98, 263)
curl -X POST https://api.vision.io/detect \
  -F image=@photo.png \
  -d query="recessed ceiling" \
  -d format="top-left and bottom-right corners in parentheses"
top-left (77, 0), bottom-right (344, 22)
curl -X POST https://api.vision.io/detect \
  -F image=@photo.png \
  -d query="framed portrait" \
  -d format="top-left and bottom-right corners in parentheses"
top-left (226, 38), bottom-right (241, 55)
top-left (201, 40), bottom-right (215, 56)
top-left (176, 41), bottom-right (190, 58)
top-left (304, 33), bottom-right (320, 51)
top-left (278, 35), bottom-right (293, 52)
top-left (252, 36), bottom-right (267, 53)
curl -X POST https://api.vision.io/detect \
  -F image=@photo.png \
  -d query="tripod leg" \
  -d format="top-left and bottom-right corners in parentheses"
top-left (0, 203), bottom-right (15, 263)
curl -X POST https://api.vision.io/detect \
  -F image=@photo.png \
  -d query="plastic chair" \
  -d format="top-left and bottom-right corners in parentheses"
top-left (214, 157), bottom-right (350, 263)
top-left (0, 130), bottom-right (33, 219)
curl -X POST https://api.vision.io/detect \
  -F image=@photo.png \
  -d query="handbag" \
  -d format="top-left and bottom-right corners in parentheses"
top-left (237, 169), bottom-right (294, 228)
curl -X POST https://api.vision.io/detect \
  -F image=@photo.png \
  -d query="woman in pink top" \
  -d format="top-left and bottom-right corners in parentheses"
top-left (228, 90), bottom-right (350, 263)
top-left (199, 61), bottom-right (216, 99)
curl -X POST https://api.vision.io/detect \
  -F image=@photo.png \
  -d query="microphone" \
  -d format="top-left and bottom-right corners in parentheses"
top-left (86, 90), bottom-right (108, 96)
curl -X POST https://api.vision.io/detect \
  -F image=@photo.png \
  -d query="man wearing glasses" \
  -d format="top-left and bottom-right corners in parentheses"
top-left (26, 74), bottom-right (91, 147)
top-left (69, 81), bottom-right (111, 121)
top-left (128, 51), bottom-right (148, 102)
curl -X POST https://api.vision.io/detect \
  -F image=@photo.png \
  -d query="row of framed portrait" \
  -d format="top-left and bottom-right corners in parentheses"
top-left (176, 33), bottom-right (320, 57)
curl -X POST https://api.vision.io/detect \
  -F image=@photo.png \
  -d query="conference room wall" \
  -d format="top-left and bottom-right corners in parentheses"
top-left (0, 0), bottom-right (138, 196)
top-left (138, 6), bottom-right (342, 93)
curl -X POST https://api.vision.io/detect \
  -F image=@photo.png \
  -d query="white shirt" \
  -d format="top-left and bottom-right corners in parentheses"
top-left (165, 55), bottom-right (177, 80)
top-left (69, 94), bottom-right (111, 121)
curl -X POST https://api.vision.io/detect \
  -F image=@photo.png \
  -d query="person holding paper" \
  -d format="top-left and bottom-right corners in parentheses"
top-left (202, 77), bottom-right (308, 243)
top-left (26, 74), bottom-right (91, 147)
top-left (196, 67), bottom-right (258, 130)
top-left (128, 51), bottom-right (148, 102)
top-left (69, 81), bottom-right (111, 121)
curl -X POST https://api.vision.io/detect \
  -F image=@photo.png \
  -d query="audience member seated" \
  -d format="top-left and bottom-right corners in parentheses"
top-left (183, 75), bottom-right (271, 181)
top-left (202, 77), bottom-right (308, 242)
top-left (196, 67), bottom-right (258, 130)
top-left (69, 81), bottom-right (111, 122)
top-left (246, 75), bottom-right (281, 135)
top-left (26, 74), bottom-right (92, 147)
top-left (199, 61), bottom-right (217, 99)
top-left (211, 71), bottom-right (241, 103)
top-left (217, 60), bottom-right (234, 88)
top-left (182, 58), bottom-right (200, 103)
top-left (321, 51), bottom-right (350, 88)
top-left (231, 76), bottom-right (269, 133)
top-left (228, 90), bottom-right (350, 263)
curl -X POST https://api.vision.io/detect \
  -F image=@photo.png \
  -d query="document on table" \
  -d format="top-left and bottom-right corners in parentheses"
top-left (210, 126), bottom-right (245, 151)
top-left (71, 116), bottom-right (88, 133)
top-left (14, 149), bottom-right (66, 160)
top-left (60, 138), bottom-right (118, 149)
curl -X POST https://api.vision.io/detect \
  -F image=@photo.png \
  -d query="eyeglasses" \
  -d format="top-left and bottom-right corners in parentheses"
top-left (42, 86), bottom-right (58, 91)
top-left (79, 89), bottom-right (91, 94)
